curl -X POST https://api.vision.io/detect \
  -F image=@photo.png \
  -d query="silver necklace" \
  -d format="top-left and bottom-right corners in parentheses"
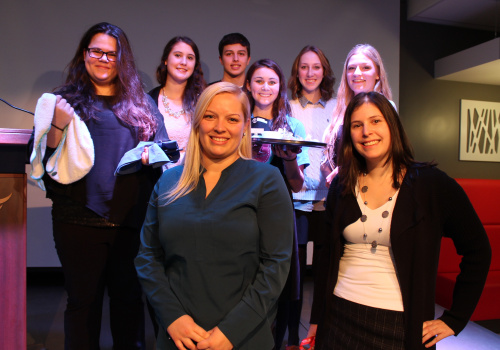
top-left (161, 90), bottom-right (185, 118)
top-left (359, 173), bottom-right (393, 249)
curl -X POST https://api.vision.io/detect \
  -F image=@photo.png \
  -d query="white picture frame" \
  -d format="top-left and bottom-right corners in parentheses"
top-left (460, 99), bottom-right (500, 162)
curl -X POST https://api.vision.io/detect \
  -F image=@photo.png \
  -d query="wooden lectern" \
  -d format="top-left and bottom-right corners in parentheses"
top-left (0, 128), bottom-right (32, 350)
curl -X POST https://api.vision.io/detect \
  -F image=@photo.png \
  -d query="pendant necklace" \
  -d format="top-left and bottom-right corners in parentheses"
top-left (358, 173), bottom-right (395, 249)
top-left (162, 89), bottom-right (185, 118)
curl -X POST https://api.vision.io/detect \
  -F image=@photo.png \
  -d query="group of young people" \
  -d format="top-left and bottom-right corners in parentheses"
top-left (31, 21), bottom-right (491, 350)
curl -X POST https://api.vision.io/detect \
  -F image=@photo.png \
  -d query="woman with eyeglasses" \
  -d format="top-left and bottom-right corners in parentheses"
top-left (149, 36), bottom-right (206, 168)
top-left (30, 22), bottom-right (168, 349)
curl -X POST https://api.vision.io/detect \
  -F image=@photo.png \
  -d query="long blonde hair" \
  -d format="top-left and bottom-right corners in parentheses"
top-left (163, 82), bottom-right (252, 204)
top-left (324, 44), bottom-right (392, 168)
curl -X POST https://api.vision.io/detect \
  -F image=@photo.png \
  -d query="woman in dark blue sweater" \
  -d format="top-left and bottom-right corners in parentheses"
top-left (32, 22), bottom-right (168, 349)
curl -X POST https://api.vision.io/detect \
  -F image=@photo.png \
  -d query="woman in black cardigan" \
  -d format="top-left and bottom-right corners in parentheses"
top-left (310, 92), bottom-right (491, 349)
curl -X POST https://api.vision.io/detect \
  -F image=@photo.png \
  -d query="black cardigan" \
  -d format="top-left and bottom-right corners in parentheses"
top-left (311, 165), bottom-right (491, 349)
top-left (148, 86), bottom-right (161, 107)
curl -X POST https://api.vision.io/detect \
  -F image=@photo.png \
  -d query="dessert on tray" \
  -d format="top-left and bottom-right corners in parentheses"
top-left (251, 128), bottom-right (327, 149)
top-left (251, 128), bottom-right (297, 140)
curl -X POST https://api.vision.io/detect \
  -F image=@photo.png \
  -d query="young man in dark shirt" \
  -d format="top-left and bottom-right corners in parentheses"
top-left (210, 33), bottom-right (251, 88)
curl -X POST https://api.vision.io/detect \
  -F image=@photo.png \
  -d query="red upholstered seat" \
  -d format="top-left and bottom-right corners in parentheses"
top-left (436, 179), bottom-right (500, 321)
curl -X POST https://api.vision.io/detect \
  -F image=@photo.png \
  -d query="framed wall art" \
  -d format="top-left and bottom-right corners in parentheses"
top-left (460, 99), bottom-right (500, 162)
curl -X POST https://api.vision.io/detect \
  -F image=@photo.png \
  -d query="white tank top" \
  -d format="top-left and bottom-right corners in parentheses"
top-left (333, 186), bottom-right (404, 311)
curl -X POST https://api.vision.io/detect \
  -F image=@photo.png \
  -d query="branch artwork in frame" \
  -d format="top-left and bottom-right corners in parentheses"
top-left (460, 99), bottom-right (500, 162)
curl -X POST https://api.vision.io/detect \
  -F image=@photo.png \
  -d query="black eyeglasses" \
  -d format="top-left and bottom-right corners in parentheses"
top-left (86, 48), bottom-right (118, 62)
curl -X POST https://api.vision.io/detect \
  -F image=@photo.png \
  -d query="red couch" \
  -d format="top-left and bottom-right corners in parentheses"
top-left (436, 178), bottom-right (500, 321)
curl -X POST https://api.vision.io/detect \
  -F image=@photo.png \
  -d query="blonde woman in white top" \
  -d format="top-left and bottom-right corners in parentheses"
top-left (322, 44), bottom-right (393, 187)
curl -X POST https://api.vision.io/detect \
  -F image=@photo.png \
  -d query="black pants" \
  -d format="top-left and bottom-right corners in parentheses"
top-left (53, 221), bottom-right (145, 350)
top-left (274, 210), bottom-right (327, 348)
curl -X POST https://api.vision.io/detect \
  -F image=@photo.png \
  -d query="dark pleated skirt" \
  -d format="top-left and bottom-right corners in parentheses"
top-left (318, 295), bottom-right (405, 350)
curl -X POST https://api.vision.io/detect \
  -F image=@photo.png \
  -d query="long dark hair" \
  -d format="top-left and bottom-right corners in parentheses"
top-left (55, 22), bottom-right (157, 140)
top-left (245, 59), bottom-right (291, 130)
top-left (338, 92), bottom-right (430, 196)
top-left (288, 45), bottom-right (335, 101)
top-left (155, 36), bottom-right (206, 115)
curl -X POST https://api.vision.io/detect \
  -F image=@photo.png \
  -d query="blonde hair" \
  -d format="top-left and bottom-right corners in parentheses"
top-left (324, 44), bottom-right (392, 168)
top-left (163, 82), bottom-right (252, 204)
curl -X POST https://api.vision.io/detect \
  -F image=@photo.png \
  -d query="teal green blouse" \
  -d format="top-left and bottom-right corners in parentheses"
top-left (135, 158), bottom-right (294, 349)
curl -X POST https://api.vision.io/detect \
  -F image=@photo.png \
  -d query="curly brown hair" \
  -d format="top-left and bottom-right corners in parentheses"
top-left (55, 22), bottom-right (157, 141)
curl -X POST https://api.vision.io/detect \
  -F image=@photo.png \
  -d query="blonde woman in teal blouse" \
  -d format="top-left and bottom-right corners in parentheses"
top-left (135, 82), bottom-right (294, 350)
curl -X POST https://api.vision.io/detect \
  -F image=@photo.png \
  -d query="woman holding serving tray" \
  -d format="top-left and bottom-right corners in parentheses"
top-left (245, 58), bottom-right (309, 191)
top-left (245, 58), bottom-right (310, 350)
